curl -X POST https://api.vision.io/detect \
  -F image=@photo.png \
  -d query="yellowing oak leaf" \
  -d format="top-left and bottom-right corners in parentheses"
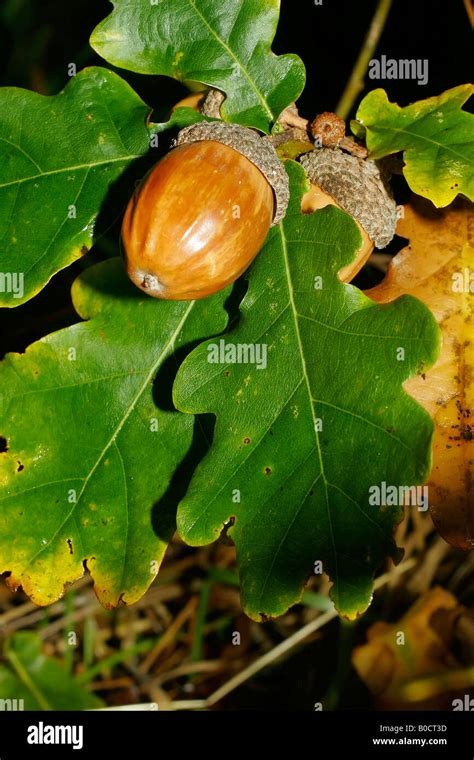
top-left (355, 85), bottom-right (474, 206)
top-left (367, 197), bottom-right (473, 550)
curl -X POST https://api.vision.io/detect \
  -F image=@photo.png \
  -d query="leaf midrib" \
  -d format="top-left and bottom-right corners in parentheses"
top-left (0, 154), bottom-right (141, 191)
top-left (369, 124), bottom-right (473, 164)
top-left (277, 222), bottom-right (339, 584)
top-left (186, 0), bottom-right (274, 121)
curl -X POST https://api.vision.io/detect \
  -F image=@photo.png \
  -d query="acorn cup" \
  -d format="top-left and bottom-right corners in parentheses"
top-left (300, 111), bottom-right (397, 282)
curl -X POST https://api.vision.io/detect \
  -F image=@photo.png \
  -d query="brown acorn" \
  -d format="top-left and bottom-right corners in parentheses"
top-left (122, 122), bottom-right (289, 301)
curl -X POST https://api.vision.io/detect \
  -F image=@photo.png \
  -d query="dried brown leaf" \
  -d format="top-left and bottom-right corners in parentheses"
top-left (367, 197), bottom-right (474, 550)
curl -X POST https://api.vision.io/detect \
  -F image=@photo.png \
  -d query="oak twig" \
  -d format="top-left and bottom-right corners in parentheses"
top-left (335, 0), bottom-right (393, 120)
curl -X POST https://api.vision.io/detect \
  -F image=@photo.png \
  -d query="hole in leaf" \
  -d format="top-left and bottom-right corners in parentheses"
top-left (16, 461), bottom-right (24, 472)
top-left (219, 515), bottom-right (236, 545)
top-left (82, 557), bottom-right (95, 574)
top-left (67, 538), bottom-right (73, 555)
top-left (0, 437), bottom-right (8, 453)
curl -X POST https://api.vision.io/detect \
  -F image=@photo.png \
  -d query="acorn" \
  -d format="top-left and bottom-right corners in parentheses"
top-left (300, 147), bottom-right (397, 282)
top-left (122, 122), bottom-right (289, 301)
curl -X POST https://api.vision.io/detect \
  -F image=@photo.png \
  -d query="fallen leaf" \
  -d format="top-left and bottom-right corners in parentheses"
top-left (367, 197), bottom-right (474, 550)
top-left (352, 587), bottom-right (469, 709)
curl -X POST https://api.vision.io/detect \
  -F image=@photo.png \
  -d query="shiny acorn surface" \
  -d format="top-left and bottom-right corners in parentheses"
top-left (122, 141), bottom-right (274, 300)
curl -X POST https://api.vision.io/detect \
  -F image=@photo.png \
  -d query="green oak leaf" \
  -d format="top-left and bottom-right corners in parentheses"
top-left (151, 107), bottom-right (210, 135)
top-left (0, 67), bottom-right (153, 307)
top-left (0, 632), bottom-right (103, 710)
top-left (90, 0), bottom-right (306, 133)
top-left (0, 259), bottom-right (227, 607)
top-left (354, 85), bottom-right (474, 206)
top-left (173, 162), bottom-right (440, 621)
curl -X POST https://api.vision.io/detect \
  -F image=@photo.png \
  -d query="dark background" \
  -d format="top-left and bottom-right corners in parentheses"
top-left (0, 0), bottom-right (471, 111)
top-left (0, 0), bottom-right (471, 357)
